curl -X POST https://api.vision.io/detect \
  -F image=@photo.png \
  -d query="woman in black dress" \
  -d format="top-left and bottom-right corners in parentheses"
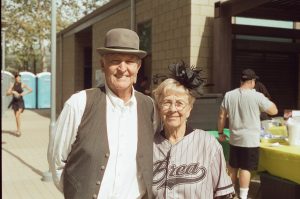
top-left (6, 74), bottom-right (32, 136)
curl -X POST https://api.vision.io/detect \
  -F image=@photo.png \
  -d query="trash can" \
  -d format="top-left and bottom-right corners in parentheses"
top-left (1, 70), bottom-right (14, 114)
top-left (36, 72), bottom-right (51, 108)
top-left (189, 93), bottom-right (223, 130)
top-left (260, 172), bottom-right (300, 199)
top-left (20, 71), bottom-right (36, 109)
top-left (287, 117), bottom-right (300, 146)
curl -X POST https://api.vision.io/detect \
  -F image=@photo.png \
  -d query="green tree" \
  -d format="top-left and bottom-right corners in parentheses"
top-left (3, 0), bottom-right (109, 73)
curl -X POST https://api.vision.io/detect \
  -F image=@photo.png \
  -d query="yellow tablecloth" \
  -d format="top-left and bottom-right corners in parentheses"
top-left (268, 125), bottom-right (288, 136)
top-left (259, 142), bottom-right (300, 184)
top-left (209, 129), bottom-right (300, 184)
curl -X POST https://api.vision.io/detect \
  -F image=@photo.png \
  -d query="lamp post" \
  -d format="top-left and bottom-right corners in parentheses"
top-left (1, 27), bottom-right (6, 71)
top-left (42, 0), bottom-right (56, 182)
top-left (1, 0), bottom-right (7, 71)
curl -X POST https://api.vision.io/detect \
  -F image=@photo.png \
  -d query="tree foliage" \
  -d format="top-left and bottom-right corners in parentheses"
top-left (3, 0), bottom-right (109, 73)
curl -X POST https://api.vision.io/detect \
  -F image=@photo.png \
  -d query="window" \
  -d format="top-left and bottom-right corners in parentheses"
top-left (137, 20), bottom-right (152, 52)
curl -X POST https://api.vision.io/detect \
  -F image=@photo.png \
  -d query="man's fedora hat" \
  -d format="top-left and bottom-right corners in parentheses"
top-left (97, 28), bottom-right (147, 59)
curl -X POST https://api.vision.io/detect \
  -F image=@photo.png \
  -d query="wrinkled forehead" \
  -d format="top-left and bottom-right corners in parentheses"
top-left (162, 88), bottom-right (189, 101)
top-left (103, 53), bottom-right (140, 61)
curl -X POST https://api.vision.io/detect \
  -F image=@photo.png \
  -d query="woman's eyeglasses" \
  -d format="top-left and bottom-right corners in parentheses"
top-left (160, 100), bottom-right (188, 111)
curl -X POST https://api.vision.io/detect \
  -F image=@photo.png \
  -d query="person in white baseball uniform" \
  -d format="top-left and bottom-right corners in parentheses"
top-left (152, 61), bottom-right (234, 199)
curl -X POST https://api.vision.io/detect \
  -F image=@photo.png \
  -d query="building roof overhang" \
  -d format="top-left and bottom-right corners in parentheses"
top-left (215, 0), bottom-right (300, 21)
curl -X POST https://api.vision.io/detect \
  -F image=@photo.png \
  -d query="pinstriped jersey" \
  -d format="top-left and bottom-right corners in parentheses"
top-left (152, 128), bottom-right (234, 199)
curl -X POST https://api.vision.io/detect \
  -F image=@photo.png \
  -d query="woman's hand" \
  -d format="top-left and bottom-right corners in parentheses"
top-left (12, 91), bottom-right (21, 98)
top-left (218, 133), bottom-right (228, 142)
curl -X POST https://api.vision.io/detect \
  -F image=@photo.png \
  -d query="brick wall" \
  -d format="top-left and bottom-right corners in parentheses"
top-left (135, 0), bottom-right (217, 90)
top-left (191, 0), bottom-right (217, 93)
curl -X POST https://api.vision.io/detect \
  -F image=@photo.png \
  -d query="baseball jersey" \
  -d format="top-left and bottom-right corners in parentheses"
top-left (221, 88), bottom-right (273, 147)
top-left (153, 127), bottom-right (234, 199)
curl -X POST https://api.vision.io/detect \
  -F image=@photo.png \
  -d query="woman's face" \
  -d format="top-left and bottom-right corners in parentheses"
top-left (15, 76), bottom-right (21, 83)
top-left (159, 90), bottom-right (192, 130)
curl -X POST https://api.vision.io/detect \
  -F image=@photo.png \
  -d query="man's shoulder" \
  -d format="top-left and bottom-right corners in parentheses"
top-left (66, 90), bottom-right (86, 106)
top-left (224, 88), bottom-right (239, 97)
top-left (135, 90), bottom-right (153, 103)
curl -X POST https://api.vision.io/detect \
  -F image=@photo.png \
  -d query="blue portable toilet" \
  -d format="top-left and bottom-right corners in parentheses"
top-left (20, 71), bottom-right (36, 109)
top-left (1, 70), bottom-right (14, 114)
top-left (37, 72), bottom-right (51, 108)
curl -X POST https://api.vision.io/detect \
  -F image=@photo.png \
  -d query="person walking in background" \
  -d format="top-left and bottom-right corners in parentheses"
top-left (255, 80), bottom-right (272, 120)
top-left (48, 28), bottom-right (160, 199)
top-left (6, 73), bottom-right (32, 137)
top-left (152, 62), bottom-right (234, 199)
top-left (218, 69), bottom-right (278, 199)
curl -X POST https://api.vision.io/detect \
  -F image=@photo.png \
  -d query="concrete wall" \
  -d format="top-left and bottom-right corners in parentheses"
top-left (136, 0), bottom-right (217, 89)
top-left (139, 0), bottom-right (192, 76)
top-left (191, 0), bottom-right (216, 92)
top-left (61, 35), bottom-right (76, 104)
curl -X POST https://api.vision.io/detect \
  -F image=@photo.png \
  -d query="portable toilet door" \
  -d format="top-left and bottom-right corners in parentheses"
top-left (19, 71), bottom-right (36, 109)
top-left (1, 70), bottom-right (14, 114)
top-left (37, 72), bottom-right (51, 108)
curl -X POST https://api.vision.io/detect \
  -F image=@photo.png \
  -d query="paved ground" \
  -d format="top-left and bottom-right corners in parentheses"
top-left (2, 108), bottom-right (261, 199)
top-left (2, 109), bottom-right (63, 199)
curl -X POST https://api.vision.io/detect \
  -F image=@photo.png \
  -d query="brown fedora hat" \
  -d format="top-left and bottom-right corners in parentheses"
top-left (97, 28), bottom-right (147, 59)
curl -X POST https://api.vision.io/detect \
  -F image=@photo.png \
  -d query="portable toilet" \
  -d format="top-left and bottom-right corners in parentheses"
top-left (1, 70), bottom-right (14, 114)
top-left (20, 71), bottom-right (36, 109)
top-left (37, 72), bottom-right (51, 108)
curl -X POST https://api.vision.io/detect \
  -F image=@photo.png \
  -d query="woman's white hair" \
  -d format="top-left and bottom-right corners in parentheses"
top-left (152, 78), bottom-right (196, 109)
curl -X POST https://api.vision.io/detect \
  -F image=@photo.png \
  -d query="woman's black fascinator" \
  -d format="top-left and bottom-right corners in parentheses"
top-left (168, 61), bottom-right (204, 91)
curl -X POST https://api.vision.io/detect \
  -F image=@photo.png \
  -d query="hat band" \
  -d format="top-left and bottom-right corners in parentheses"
top-left (106, 46), bottom-right (139, 50)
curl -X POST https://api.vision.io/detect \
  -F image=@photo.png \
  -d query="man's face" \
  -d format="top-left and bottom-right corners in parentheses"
top-left (102, 53), bottom-right (141, 94)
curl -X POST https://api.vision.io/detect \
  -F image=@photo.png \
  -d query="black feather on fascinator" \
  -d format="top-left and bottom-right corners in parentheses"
top-left (168, 61), bottom-right (204, 90)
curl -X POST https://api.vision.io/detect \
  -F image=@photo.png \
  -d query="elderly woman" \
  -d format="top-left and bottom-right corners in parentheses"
top-left (152, 62), bottom-right (234, 199)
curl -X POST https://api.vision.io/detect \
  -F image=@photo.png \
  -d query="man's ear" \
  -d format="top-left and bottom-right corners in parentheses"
top-left (100, 59), bottom-right (105, 72)
top-left (134, 61), bottom-right (142, 83)
top-left (137, 61), bottom-right (142, 70)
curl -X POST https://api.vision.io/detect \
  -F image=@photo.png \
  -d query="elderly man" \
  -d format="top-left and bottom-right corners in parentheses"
top-left (48, 28), bottom-right (159, 199)
top-left (218, 69), bottom-right (278, 199)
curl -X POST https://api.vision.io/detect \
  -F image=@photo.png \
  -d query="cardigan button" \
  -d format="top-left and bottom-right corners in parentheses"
top-left (96, 181), bottom-right (101, 185)
top-left (105, 153), bottom-right (109, 158)
top-left (100, 165), bottom-right (105, 170)
top-left (92, 194), bottom-right (97, 199)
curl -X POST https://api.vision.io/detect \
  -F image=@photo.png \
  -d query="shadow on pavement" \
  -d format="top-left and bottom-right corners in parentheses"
top-left (30, 109), bottom-right (51, 118)
top-left (2, 130), bottom-right (19, 137)
top-left (2, 147), bottom-right (44, 177)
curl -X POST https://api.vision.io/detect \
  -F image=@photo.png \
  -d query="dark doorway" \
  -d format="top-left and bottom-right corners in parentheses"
top-left (84, 47), bottom-right (92, 89)
top-left (137, 20), bottom-right (152, 92)
top-left (232, 49), bottom-right (298, 116)
top-left (75, 27), bottom-right (92, 91)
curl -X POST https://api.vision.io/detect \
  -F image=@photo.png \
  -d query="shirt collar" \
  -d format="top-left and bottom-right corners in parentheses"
top-left (105, 83), bottom-right (136, 110)
top-left (159, 125), bottom-right (194, 139)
